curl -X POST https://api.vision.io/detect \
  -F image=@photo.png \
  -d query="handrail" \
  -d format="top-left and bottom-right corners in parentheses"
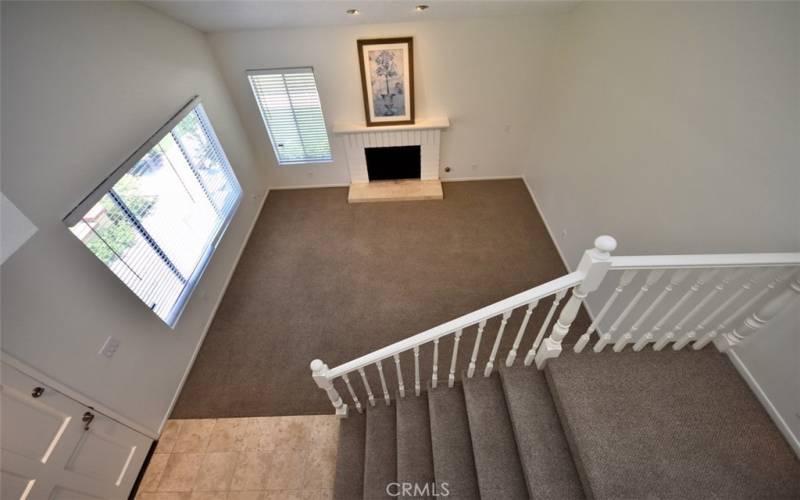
top-left (327, 271), bottom-right (585, 379)
top-left (610, 253), bottom-right (800, 270)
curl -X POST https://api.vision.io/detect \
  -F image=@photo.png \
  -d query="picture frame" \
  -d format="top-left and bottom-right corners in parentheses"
top-left (357, 37), bottom-right (415, 127)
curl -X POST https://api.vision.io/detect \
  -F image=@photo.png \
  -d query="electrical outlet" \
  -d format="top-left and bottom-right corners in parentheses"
top-left (562, 229), bottom-right (568, 237)
top-left (98, 336), bottom-right (120, 359)
top-left (471, 164), bottom-right (478, 171)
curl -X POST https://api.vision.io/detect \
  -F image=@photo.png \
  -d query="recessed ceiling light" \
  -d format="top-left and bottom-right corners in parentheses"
top-left (415, 4), bottom-right (430, 11)
top-left (346, 9), bottom-right (360, 15)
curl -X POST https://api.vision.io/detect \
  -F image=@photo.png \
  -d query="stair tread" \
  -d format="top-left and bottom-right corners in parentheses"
top-left (500, 364), bottom-right (584, 499)
top-left (396, 392), bottom-right (435, 496)
top-left (546, 347), bottom-right (800, 500)
top-left (333, 412), bottom-right (365, 500)
top-left (462, 372), bottom-right (528, 500)
top-left (363, 402), bottom-right (397, 499)
top-left (427, 383), bottom-right (480, 499)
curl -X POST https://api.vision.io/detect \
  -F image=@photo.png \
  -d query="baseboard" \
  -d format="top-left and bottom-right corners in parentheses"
top-left (521, 175), bottom-right (572, 273)
top-left (726, 349), bottom-right (800, 459)
top-left (270, 183), bottom-right (349, 190)
top-left (158, 188), bottom-right (270, 435)
top-left (441, 175), bottom-right (524, 182)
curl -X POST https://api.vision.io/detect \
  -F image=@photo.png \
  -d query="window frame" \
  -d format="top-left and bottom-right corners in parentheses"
top-left (63, 95), bottom-right (243, 328)
top-left (246, 66), bottom-right (333, 166)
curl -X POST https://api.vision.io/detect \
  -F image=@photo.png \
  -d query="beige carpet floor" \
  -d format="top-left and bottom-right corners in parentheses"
top-left (171, 179), bottom-right (589, 418)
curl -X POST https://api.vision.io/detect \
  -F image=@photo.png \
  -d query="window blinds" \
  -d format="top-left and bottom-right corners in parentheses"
top-left (65, 98), bottom-right (242, 327)
top-left (247, 68), bottom-right (332, 165)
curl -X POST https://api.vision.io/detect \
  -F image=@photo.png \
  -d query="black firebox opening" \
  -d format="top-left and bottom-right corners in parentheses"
top-left (365, 145), bottom-right (421, 181)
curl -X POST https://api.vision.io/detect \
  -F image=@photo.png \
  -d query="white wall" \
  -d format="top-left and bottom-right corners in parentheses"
top-left (206, 16), bottom-right (559, 188)
top-left (0, 1), bottom-right (267, 436)
top-left (523, 2), bottom-right (799, 447)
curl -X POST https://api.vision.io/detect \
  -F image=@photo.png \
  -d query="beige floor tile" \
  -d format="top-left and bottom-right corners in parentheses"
top-left (158, 453), bottom-right (204, 492)
top-left (227, 492), bottom-right (264, 500)
top-left (242, 418), bottom-right (270, 451)
top-left (173, 419), bottom-right (217, 453)
top-left (302, 448), bottom-right (337, 490)
top-left (263, 447), bottom-right (305, 490)
top-left (190, 492), bottom-right (228, 500)
top-left (137, 492), bottom-right (192, 500)
top-left (156, 420), bottom-right (184, 453)
top-left (261, 491), bottom-right (309, 500)
top-left (230, 451), bottom-right (270, 491)
top-left (207, 418), bottom-right (248, 452)
top-left (260, 416), bottom-right (314, 451)
top-left (304, 490), bottom-right (333, 500)
top-left (140, 453), bottom-right (171, 492)
top-left (194, 451), bottom-right (239, 492)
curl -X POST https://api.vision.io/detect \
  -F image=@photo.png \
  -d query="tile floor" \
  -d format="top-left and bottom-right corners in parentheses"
top-left (136, 415), bottom-right (339, 500)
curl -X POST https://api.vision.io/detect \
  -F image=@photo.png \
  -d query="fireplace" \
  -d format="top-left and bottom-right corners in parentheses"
top-left (332, 117), bottom-right (449, 202)
top-left (365, 145), bottom-right (421, 181)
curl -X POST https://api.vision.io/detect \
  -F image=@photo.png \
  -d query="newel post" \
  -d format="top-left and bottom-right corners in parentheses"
top-left (310, 359), bottom-right (348, 418)
top-left (535, 235), bottom-right (616, 369)
top-left (718, 272), bottom-right (800, 351)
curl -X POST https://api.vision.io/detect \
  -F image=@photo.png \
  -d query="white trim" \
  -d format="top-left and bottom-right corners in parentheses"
top-left (611, 253), bottom-right (800, 269)
top-left (158, 188), bottom-right (270, 435)
top-left (0, 351), bottom-right (154, 439)
top-left (726, 349), bottom-right (800, 459)
top-left (270, 183), bottom-right (349, 190)
top-left (442, 175), bottom-right (523, 183)
top-left (522, 175), bottom-right (571, 272)
top-left (332, 117), bottom-right (450, 134)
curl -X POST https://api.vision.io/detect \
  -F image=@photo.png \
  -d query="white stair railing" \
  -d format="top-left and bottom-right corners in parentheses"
top-left (311, 236), bottom-right (800, 417)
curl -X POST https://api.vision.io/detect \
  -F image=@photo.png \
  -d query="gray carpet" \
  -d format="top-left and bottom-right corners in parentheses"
top-left (462, 372), bottom-right (528, 499)
top-left (396, 393), bottom-right (435, 498)
top-left (546, 347), bottom-right (800, 500)
top-left (171, 179), bottom-right (587, 418)
top-left (500, 365), bottom-right (584, 499)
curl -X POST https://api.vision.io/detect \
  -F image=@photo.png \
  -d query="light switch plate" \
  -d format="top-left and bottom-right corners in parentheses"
top-left (99, 336), bottom-right (121, 358)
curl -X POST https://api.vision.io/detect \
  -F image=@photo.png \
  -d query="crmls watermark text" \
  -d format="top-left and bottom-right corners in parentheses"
top-left (386, 482), bottom-right (450, 497)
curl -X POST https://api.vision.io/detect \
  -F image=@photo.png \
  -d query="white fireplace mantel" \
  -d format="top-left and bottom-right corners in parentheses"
top-left (332, 117), bottom-right (450, 134)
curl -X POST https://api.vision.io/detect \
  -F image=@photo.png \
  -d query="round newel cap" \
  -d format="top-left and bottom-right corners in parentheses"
top-left (310, 359), bottom-right (325, 372)
top-left (594, 235), bottom-right (617, 254)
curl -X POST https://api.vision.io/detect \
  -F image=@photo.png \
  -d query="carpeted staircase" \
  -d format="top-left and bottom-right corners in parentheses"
top-left (333, 347), bottom-right (800, 499)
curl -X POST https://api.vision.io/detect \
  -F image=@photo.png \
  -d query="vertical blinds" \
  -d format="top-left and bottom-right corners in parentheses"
top-left (66, 100), bottom-right (242, 327)
top-left (247, 68), bottom-right (332, 165)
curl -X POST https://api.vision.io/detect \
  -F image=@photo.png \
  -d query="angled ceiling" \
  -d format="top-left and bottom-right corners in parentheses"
top-left (142, 0), bottom-right (579, 32)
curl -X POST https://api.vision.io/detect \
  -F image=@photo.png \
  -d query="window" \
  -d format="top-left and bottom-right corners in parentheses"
top-left (247, 67), bottom-right (332, 165)
top-left (64, 97), bottom-right (242, 327)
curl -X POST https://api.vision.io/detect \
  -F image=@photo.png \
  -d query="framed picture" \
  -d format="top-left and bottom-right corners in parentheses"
top-left (357, 37), bottom-right (415, 127)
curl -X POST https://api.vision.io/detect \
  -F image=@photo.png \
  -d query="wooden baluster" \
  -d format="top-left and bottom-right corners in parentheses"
top-left (524, 289), bottom-right (567, 366)
top-left (506, 301), bottom-right (538, 367)
top-left (393, 353), bottom-right (405, 398)
top-left (610, 270), bottom-right (665, 352)
top-left (693, 269), bottom-right (791, 350)
top-left (484, 311), bottom-right (512, 377)
top-left (376, 360), bottom-right (390, 405)
top-left (577, 270), bottom-right (637, 353)
top-left (535, 236), bottom-right (616, 369)
top-left (653, 269), bottom-right (721, 350)
top-left (637, 269), bottom-right (708, 351)
top-left (632, 269), bottom-right (693, 351)
top-left (414, 346), bottom-right (421, 396)
top-left (467, 320), bottom-right (487, 378)
top-left (341, 373), bottom-right (363, 414)
top-left (310, 359), bottom-right (348, 417)
top-left (719, 272), bottom-right (800, 350)
top-left (431, 339), bottom-right (440, 389)
top-left (448, 329), bottom-right (463, 388)
top-left (358, 367), bottom-right (375, 407)
top-left (672, 268), bottom-right (749, 350)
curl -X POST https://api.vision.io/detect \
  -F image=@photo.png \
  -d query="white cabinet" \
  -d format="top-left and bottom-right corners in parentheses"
top-left (1, 363), bottom-right (152, 499)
